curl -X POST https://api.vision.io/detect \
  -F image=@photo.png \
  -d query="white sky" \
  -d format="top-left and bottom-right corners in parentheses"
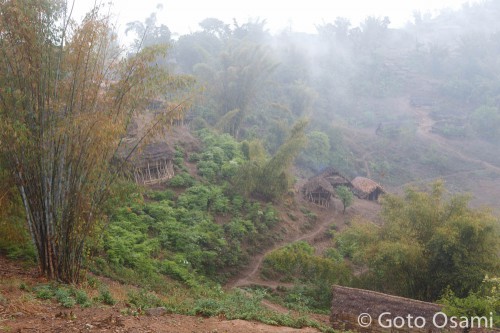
top-left (73, 0), bottom-right (479, 40)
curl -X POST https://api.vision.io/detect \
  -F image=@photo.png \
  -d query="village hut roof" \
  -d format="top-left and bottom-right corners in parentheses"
top-left (326, 175), bottom-right (351, 186)
top-left (331, 285), bottom-right (500, 332)
top-left (331, 285), bottom-right (441, 318)
top-left (330, 285), bottom-right (445, 331)
top-left (351, 176), bottom-right (384, 195)
top-left (313, 167), bottom-right (352, 186)
top-left (302, 177), bottom-right (335, 195)
top-left (315, 167), bottom-right (343, 178)
top-left (130, 142), bottom-right (174, 169)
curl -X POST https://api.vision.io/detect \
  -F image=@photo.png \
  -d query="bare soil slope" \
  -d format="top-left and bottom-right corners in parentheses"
top-left (0, 256), bottom-right (320, 333)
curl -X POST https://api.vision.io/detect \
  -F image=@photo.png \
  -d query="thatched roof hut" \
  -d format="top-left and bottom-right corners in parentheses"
top-left (118, 115), bottom-right (174, 186)
top-left (315, 167), bottom-right (352, 188)
top-left (116, 108), bottom-right (199, 186)
top-left (130, 142), bottom-right (175, 185)
top-left (302, 167), bottom-right (353, 207)
top-left (330, 285), bottom-right (497, 333)
top-left (302, 177), bottom-right (335, 208)
top-left (351, 177), bottom-right (385, 201)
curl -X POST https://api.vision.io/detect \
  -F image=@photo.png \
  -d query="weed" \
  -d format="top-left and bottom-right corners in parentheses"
top-left (74, 289), bottom-right (92, 308)
top-left (97, 287), bottom-right (116, 305)
top-left (127, 289), bottom-right (164, 310)
top-left (86, 275), bottom-right (100, 289)
top-left (54, 287), bottom-right (76, 308)
top-left (0, 292), bottom-right (7, 306)
top-left (193, 298), bottom-right (222, 317)
top-left (34, 285), bottom-right (54, 300)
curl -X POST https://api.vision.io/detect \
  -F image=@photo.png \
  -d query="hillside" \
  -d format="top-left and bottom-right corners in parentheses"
top-left (0, 256), bottom-right (320, 333)
top-left (1, 1), bottom-right (500, 332)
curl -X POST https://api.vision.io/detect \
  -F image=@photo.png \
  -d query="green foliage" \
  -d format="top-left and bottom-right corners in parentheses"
top-left (127, 289), bottom-right (164, 310)
top-left (336, 182), bottom-right (500, 301)
top-left (74, 289), bottom-right (92, 308)
top-left (146, 189), bottom-right (175, 201)
top-left (96, 174), bottom-right (280, 285)
top-left (98, 287), bottom-right (116, 305)
top-left (54, 288), bottom-right (76, 308)
top-left (335, 185), bottom-right (353, 213)
top-left (194, 298), bottom-right (223, 317)
top-left (225, 218), bottom-right (256, 241)
top-left (299, 131), bottom-right (331, 170)
top-left (0, 167), bottom-right (36, 262)
top-left (168, 172), bottom-right (196, 187)
top-left (194, 39), bottom-right (278, 137)
top-left (281, 283), bottom-right (333, 312)
top-left (195, 130), bottom-right (244, 181)
top-left (35, 285), bottom-right (55, 300)
top-left (33, 284), bottom-right (91, 308)
top-left (234, 119), bottom-right (307, 201)
top-left (261, 241), bottom-right (351, 287)
top-left (323, 248), bottom-right (343, 263)
top-left (335, 219), bottom-right (378, 262)
top-left (0, 0), bottom-right (192, 284)
top-left (440, 277), bottom-right (500, 328)
top-left (192, 290), bottom-right (333, 331)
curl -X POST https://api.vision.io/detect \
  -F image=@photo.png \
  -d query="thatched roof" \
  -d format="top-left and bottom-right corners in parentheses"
top-left (331, 285), bottom-right (500, 332)
top-left (302, 177), bottom-right (335, 195)
top-left (312, 167), bottom-right (352, 187)
top-left (331, 285), bottom-right (441, 318)
top-left (351, 177), bottom-right (384, 195)
top-left (326, 175), bottom-right (351, 187)
top-left (331, 286), bottom-right (443, 332)
top-left (117, 112), bottom-right (198, 169)
top-left (315, 167), bottom-right (345, 179)
top-left (130, 142), bottom-right (174, 169)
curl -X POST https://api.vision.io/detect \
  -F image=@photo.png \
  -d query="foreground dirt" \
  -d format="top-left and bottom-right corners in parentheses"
top-left (1, 309), bottom-right (320, 333)
top-left (0, 256), bottom-right (320, 333)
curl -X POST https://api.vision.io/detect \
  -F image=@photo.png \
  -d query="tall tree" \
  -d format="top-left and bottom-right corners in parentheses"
top-left (0, 0), bottom-right (187, 283)
top-left (234, 119), bottom-right (307, 200)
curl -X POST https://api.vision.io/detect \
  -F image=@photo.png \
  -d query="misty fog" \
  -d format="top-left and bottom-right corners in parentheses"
top-left (126, 1), bottom-right (500, 210)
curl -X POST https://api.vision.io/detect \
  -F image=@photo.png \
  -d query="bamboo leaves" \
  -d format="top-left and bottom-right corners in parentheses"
top-left (0, 0), bottom-right (190, 282)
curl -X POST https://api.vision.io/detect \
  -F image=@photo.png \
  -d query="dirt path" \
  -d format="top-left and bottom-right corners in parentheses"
top-left (225, 198), bottom-right (343, 289)
top-left (396, 168), bottom-right (486, 190)
top-left (225, 194), bottom-right (382, 290)
top-left (411, 107), bottom-right (500, 174)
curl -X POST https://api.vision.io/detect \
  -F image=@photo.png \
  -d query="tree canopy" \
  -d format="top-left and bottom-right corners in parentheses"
top-left (336, 182), bottom-right (500, 301)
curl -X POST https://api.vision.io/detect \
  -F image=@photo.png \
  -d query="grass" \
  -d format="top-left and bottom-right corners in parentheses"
top-left (17, 277), bottom-right (334, 332)
top-left (30, 283), bottom-right (109, 309)
top-left (190, 289), bottom-right (335, 332)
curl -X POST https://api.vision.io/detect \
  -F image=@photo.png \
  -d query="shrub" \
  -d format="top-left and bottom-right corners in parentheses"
top-left (261, 241), bottom-right (351, 285)
top-left (168, 173), bottom-right (195, 187)
top-left (97, 287), bottom-right (116, 305)
top-left (193, 298), bottom-right (222, 317)
top-left (34, 285), bottom-right (54, 300)
top-left (127, 289), bottom-right (164, 310)
top-left (146, 189), bottom-right (175, 201)
top-left (55, 288), bottom-right (76, 308)
top-left (74, 289), bottom-right (92, 308)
